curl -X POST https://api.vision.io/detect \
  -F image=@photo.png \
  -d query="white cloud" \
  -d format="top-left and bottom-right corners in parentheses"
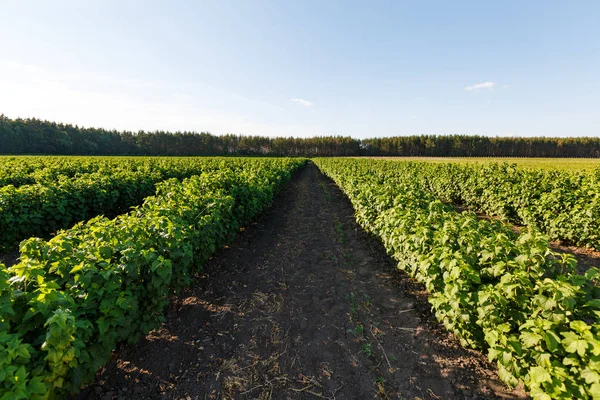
top-left (289, 98), bottom-right (313, 107)
top-left (465, 81), bottom-right (496, 91)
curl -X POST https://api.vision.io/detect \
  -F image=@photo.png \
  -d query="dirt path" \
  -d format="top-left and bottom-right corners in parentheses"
top-left (77, 163), bottom-right (525, 400)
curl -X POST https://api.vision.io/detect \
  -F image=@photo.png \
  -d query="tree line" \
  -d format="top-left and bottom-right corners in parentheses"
top-left (1, 115), bottom-right (599, 157)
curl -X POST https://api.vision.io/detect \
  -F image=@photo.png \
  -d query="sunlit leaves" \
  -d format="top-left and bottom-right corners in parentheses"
top-left (315, 157), bottom-right (600, 400)
top-left (0, 157), bottom-right (306, 398)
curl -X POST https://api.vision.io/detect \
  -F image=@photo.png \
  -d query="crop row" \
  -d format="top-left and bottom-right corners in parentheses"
top-left (315, 158), bottom-right (600, 400)
top-left (0, 156), bottom-right (108, 187)
top-left (0, 157), bottom-right (306, 399)
top-left (362, 160), bottom-right (600, 250)
top-left (0, 158), bottom-right (257, 252)
top-left (0, 156), bottom-right (230, 188)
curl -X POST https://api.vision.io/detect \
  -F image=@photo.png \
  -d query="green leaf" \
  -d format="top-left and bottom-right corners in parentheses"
top-left (498, 364), bottom-right (519, 388)
top-left (583, 369), bottom-right (600, 384)
top-left (564, 338), bottom-right (589, 357)
top-left (28, 377), bottom-right (48, 395)
top-left (521, 331), bottom-right (542, 348)
top-left (529, 366), bottom-right (551, 384)
top-left (544, 330), bottom-right (561, 352)
top-left (69, 262), bottom-right (84, 274)
top-left (570, 320), bottom-right (590, 333)
top-left (590, 383), bottom-right (600, 400)
top-left (96, 317), bottom-right (109, 336)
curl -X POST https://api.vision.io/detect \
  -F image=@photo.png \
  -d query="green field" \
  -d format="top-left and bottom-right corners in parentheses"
top-left (1, 155), bottom-right (599, 399)
top-left (316, 157), bottom-right (600, 399)
top-left (0, 157), bottom-right (307, 398)
top-left (359, 157), bottom-right (600, 171)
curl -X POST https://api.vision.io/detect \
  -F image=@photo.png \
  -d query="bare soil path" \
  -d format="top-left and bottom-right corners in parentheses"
top-left (77, 163), bottom-right (525, 400)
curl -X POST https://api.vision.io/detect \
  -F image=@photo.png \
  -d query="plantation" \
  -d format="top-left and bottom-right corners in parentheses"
top-left (0, 157), bottom-right (263, 252)
top-left (0, 157), bottom-right (305, 398)
top-left (348, 159), bottom-right (600, 250)
top-left (0, 156), bottom-right (599, 399)
top-left (315, 158), bottom-right (600, 399)
top-left (364, 157), bottom-right (600, 172)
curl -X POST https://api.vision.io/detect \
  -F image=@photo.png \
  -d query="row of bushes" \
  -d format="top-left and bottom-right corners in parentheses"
top-left (392, 161), bottom-right (600, 250)
top-left (0, 156), bottom-right (248, 188)
top-left (315, 158), bottom-right (600, 399)
top-left (0, 158), bottom-right (305, 399)
top-left (0, 158), bottom-right (253, 251)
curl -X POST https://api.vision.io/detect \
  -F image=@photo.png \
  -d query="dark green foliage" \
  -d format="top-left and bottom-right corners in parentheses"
top-left (0, 115), bottom-right (360, 156)
top-left (2, 115), bottom-right (600, 157)
top-left (360, 135), bottom-right (600, 158)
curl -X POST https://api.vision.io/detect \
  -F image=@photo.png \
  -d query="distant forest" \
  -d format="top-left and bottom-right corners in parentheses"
top-left (1, 115), bottom-right (599, 157)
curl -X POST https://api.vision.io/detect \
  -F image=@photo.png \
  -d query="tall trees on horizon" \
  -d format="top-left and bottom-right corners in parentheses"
top-left (1, 115), bottom-right (598, 157)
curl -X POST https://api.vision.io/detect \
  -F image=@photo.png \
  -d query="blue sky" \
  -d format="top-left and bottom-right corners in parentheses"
top-left (1, 0), bottom-right (599, 138)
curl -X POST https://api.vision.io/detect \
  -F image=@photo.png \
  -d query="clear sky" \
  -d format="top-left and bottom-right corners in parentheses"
top-left (1, 0), bottom-right (599, 138)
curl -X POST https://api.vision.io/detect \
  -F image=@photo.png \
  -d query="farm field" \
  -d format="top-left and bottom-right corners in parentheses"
top-left (359, 157), bottom-right (600, 171)
top-left (0, 156), bottom-right (266, 253)
top-left (1, 156), bottom-right (599, 399)
top-left (4, 1), bottom-right (600, 398)
top-left (76, 162), bottom-right (525, 399)
top-left (316, 158), bottom-right (600, 399)
top-left (0, 157), bottom-right (306, 399)
top-left (348, 158), bottom-right (600, 251)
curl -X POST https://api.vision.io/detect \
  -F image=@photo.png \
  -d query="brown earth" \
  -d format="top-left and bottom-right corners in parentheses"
top-left (75, 163), bottom-right (525, 400)
top-left (0, 249), bottom-right (19, 267)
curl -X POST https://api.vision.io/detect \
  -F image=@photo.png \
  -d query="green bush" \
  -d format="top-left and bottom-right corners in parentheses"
top-left (315, 158), bottom-right (600, 399)
top-left (0, 157), bottom-right (256, 251)
top-left (0, 158), bottom-right (305, 399)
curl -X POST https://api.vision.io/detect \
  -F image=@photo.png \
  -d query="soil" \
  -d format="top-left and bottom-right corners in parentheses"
top-left (0, 250), bottom-right (19, 267)
top-left (75, 163), bottom-right (526, 400)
